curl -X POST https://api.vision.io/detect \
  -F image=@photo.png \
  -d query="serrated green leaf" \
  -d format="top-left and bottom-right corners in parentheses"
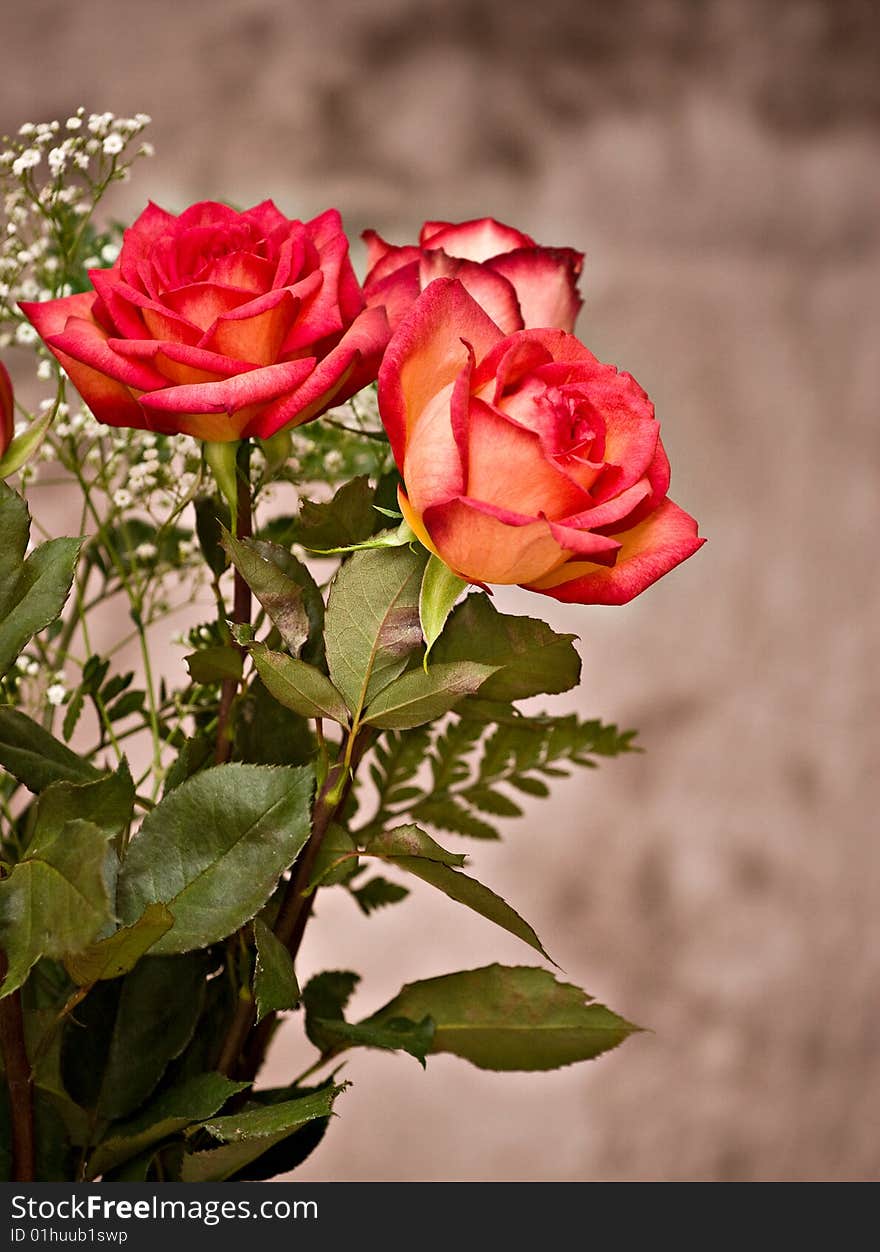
top-left (33, 761), bottom-right (134, 847)
top-left (367, 964), bottom-right (640, 1071)
top-left (0, 818), bottom-right (114, 997)
top-left (302, 971), bottom-right (359, 1054)
top-left (308, 823), bottom-right (358, 888)
top-left (433, 593), bottom-right (581, 702)
top-left (185, 645), bottom-right (243, 684)
top-left (292, 477), bottom-right (378, 550)
top-left (61, 955), bottom-right (209, 1122)
top-left (364, 661), bottom-right (497, 729)
top-left (162, 735), bottom-right (213, 795)
top-left (116, 764), bottom-right (314, 954)
top-left (253, 917), bottom-right (299, 1024)
top-left (461, 784), bottom-right (523, 818)
top-left (324, 545), bottom-right (426, 717)
top-left (350, 876), bottom-right (410, 915)
top-left (412, 796), bottom-right (500, 841)
top-left (232, 676), bottom-right (315, 767)
top-left (419, 553), bottom-right (468, 659)
top-left (245, 539), bottom-right (325, 666)
top-left (222, 530), bottom-right (311, 656)
top-left (181, 1086), bottom-right (345, 1182)
top-left (251, 644), bottom-right (349, 725)
top-left (63, 903), bottom-right (174, 986)
top-left (87, 1072), bottom-right (248, 1179)
top-left (364, 823), bottom-right (466, 868)
top-left (0, 495), bottom-right (81, 678)
top-left (369, 846), bottom-right (551, 961)
top-left (314, 1014), bottom-right (434, 1066)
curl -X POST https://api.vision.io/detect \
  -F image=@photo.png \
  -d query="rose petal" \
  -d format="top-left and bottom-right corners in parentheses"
top-left (419, 218), bottom-right (536, 261)
top-left (490, 246), bottom-right (584, 332)
top-left (420, 495), bottom-right (566, 585)
top-left (1, 362), bottom-right (15, 454)
top-left (138, 359), bottom-right (315, 420)
top-left (200, 289), bottom-right (298, 366)
top-left (378, 278), bottom-right (504, 470)
top-left (45, 317), bottom-right (168, 391)
top-left (465, 397), bottom-right (589, 519)
top-left (420, 252), bottom-right (524, 335)
top-left (109, 338), bottom-right (256, 387)
top-left (527, 498), bottom-right (705, 605)
top-left (256, 305), bottom-right (389, 438)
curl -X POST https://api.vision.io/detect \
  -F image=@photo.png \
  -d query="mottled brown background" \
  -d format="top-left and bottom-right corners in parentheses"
top-left (3, 0), bottom-right (879, 1181)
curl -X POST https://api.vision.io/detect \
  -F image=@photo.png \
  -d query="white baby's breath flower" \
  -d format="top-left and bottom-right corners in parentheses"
top-left (135, 542), bottom-right (157, 561)
top-left (11, 148), bottom-right (41, 176)
top-left (65, 116), bottom-right (83, 131)
top-left (36, 359), bottom-right (54, 381)
top-left (46, 683), bottom-right (67, 706)
top-left (113, 488), bottom-right (132, 508)
top-left (15, 323), bottom-right (37, 345)
top-left (102, 133), bottom-right (124, 157)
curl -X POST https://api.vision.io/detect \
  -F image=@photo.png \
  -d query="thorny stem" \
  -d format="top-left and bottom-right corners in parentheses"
top-left (214, 442), bottom-right (252, 765)
top-left (0, 951), bottom-right (35, 1182)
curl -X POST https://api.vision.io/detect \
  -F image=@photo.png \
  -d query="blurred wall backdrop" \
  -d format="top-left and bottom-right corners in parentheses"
top-left (3, 0), bottom-right (879, 1181)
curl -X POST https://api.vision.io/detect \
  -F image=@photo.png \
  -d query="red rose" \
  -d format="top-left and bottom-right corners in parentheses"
top-left (379, 279), bottom-right (704, 605)
top-left (0, 362), bottom-right (12, 458)
top-left (363, 216), bottom-right (583, 336)
top-left (21, 201), bottom-right (388, 442)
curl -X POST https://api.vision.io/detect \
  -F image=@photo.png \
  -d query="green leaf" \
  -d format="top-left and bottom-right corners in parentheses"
top-left (61, 954), bottom-right (209, 1121)
top-left (185, 645), bottom-right (243, 685)
top-left (461, 784), bottom-right (523, 817)
top-left (0, 706), bottom-right (101, 791)
top-left (61, 687), bottom-right (85, 741)
top-left (366, 965), bottom-right (641, 1071)
top-left (222, 530), bottom-right (310, 656)
top-left (253, 917), bottom-right (299, 1024)
top-left (433, 593), bottom-right (581, 702)
top-left (0, 819), bottom-right (114, 997)
top-left (116, 764), bottom-right (314, 954)
top-left (33, 761), bottom-right (135, 847)
top-left (245, 539), bottom-right (325, 667)
top-left (324, 545), bottom-right (427, 717)
top-left (162, 735), bottom-right (213, 794)
top-left (364, 823), bottom-right (466, 868)
top-left (63, 903), bottom-right (174, 986)
top-left (181, 1086), bottom-right (345, 1182)
top-left (314, 1015), bottom-right (434, 1066)
top-left (412, 795), bottom-right (500, 841)
top-left (88, 1072), bottom-right (248, 1179)
top-left (364, 662), bottom-right (497, 729)
top-left (350, 876), bottom-right (409, 915)
top-left (0, 482), bottom-right (82, 677)
top-left (232, 677), bottom-right (314, 767)
top-left (224, 1082), bottom-right (332, 1181)
top-left (250, 644), bottom-right (349, 725)
top-left (302, 971), bottom-right (359, 1054)
top-left (292, 477), bottom-right (378, 550)
top-left (194, 494), bottom-right (231, 577)
top-left (363, 824), bottom-right (549, 960)
top-left (419, 554), bottom-right (468, 659)
top-left (0, 409), bottom-right (53, 479)
top-left (308, 823), bottom-right (358, 888)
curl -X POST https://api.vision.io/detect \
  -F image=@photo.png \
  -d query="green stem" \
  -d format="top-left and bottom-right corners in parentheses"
top-left (214, 442), bottom-right (252, 766)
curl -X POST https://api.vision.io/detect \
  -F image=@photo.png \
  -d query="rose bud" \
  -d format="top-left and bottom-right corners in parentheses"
top-left (363, 216), bottom-right (583, 336)
top-left (0, 362), bottom-right (13, 458)
top-left (21, 201), bottom-right (389, 442)
top-left (379, 279), bottom-right (704, 605)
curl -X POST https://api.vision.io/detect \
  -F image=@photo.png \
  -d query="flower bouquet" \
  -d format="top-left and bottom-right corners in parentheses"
top-left (0, 112), bottom-right (703, 1183)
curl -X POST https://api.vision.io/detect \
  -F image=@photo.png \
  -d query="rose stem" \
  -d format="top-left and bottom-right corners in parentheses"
top-left (216, 728), bottom-right (373, 1081)
top-left (0, 952), bottom-right (35, 1181)
top-left (214, 440), bottom-right (252, 765)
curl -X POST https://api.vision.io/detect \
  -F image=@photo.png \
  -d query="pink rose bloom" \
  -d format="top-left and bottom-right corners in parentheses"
top-left (22, 201), bottom-right (389, 442)
top-left (379, 279), bottom-right (704, 605)
top-left (363, 216), bottom-right (583, 335)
